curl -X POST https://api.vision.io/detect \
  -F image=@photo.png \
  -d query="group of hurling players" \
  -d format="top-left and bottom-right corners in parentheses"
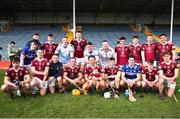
top-left (1, 31), bottom-right (179, 101)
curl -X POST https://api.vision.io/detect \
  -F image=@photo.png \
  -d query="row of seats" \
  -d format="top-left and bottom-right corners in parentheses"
top-left (0, 25), bottom-right (180, 60)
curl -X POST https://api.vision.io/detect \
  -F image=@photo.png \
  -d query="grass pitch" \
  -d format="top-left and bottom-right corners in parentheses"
top-left (0, 70), bottom-right (179, 118)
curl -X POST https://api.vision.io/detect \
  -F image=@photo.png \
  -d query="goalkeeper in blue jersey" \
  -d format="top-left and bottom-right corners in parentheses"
top-left (121, 56), bottom-right (141, 102)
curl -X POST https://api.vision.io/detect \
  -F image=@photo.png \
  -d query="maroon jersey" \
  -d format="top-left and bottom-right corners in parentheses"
top-left (5, 67), bottom-right (28, 82)
top-left (105, 65), bottom-right (119, 81)
top-left (64, 65), bottom-right (80, 79)
top-left (85, 64), bottom-right (104, 76)
top-left (142, 42), bottom-right (158, 61)
top-left (157, 42), bottom-right (175, 62)
top-left (31, 58), bottom-right (50, 80)
top-left (142, 67), bottom-right (158, 82)
top-left (159, 61), bottom-right (179, 77)
top-left (43, 42), bottom-right (58, 60)
top-left (70, 39), bottom-right (87, 58)
top-left (115, 45), bottom-right (129, 66)
top-left (129, 44), bottom-right (142, 63)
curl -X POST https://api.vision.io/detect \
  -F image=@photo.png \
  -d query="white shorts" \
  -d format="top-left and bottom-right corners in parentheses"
top-left (166, 80), bottom-right (176, 89)
top-left (24, 64), bottom-right (31, 69)
top-left (76, 58), bottom-right (85, 65)
top-left (48, 78), bottom-right (56, 87)
top-left (33, 77), bottom-right (48, 88)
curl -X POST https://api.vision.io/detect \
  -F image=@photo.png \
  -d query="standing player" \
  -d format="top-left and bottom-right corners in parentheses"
top-left (115, 37), bottom-right (129, 67)
top-left (158, 52), bottom-right (179, 100)
top-left (43, 33), bottom-right (58, 61)
top-left (48, 54), bottom-right (63, 94)
top-left (141, 35), bottom-right (158, 66)
top-left (20, 41), bottom-right (38, 69)
top-left (55, 37), bottom-right (74, 65)
top-left (82, 55), bottom-right (107, 96)
top-left (63, 57), bottom-right (84, 92)
top-left (30, 49), bottom-right (50, 96)
top-left (141, 60), bottom-right (159, 97)
top-left (99, 40), bottom-right (115, 68)
top-left (8, 41), bottom-right (18, 63)
top-left (25, 32), bottom-right (42, 49)
top-left (121, 56), bottom-right (141, 101)
top-left (129, 36), bottom-right (142, 64)
top-left (1, 58), bottom-right (31, 99)
top-left (157, 34), bottom-right (176, 63)
top-left (71, 32), bottom-right (87, 70)
top-left (84, 42), bottom-right (99, 63)
top-left (104, 57), bottom-right (121, 93)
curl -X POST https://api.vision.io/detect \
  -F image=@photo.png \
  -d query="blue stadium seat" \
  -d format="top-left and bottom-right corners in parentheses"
top-left (0, 25), bottom-right (180, 60)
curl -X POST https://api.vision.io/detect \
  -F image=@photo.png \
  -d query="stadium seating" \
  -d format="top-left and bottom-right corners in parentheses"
top-left (83, 25), bottom-right (147, 48)
top-left (153, 26), bottom-right (180, 47)
top-left (0, 25), bottom-right (66, 60)
top-left (0, 25), bottom-right (180, 60)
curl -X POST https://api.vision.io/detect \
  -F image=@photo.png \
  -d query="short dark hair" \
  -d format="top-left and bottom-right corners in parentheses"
top-left (159, 34), bottom-right (167, 37)
top-left (12, 57), bottom-right (20, 63)
top-left (10, 41), bottom-right (16, 45)
top-left (119, 37), bottom-right (126, 41)
top-left (109, 57), bottom-right (115, 61)
top-left (48, 33), bottom-right (54, 37)
top-left (33, 32), bottom-right (40, 36)
top-left (147, 60), bottom-right (154, 65)
top-left (88, 55), bottom-right (95, 60)
top-left (70, 57), bottom-right (76, 61)
top-left (87, 42), bottom-right (93, 45)
top-left (31, 40), bottom-right (38, 45)
top-left (162, 51), bottom-right (170, 56)
top-left (128, 55), bottom-right (135, 60)
top-left (102, 40), bottom-right (108, 43)
top-left (37, 48), bottom-right (44, 51)
top-left (53, 54), bottom-right (59, 57)
top-left (133, 35), bottom-right (139, 39)
top-left (147, 34), bottom-right (153, 37)
top-left (76, 31), bottom-right (82, 34)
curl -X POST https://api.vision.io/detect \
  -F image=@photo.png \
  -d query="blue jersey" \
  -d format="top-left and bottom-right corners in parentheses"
top-left (121, 64), bottom-right (140, 80)
top-left (21, 47), bottom-right (36, 65)
top-left (55, 44), bottom-right (74, 65)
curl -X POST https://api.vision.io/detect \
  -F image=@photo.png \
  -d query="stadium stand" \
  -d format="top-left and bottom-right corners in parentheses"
top-left (0, 25), bottom-right (66, 60)
top-left (0, 25), bottom-right (180, 61)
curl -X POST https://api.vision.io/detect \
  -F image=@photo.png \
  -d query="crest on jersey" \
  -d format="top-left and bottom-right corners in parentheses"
top-left (147, 47), bottom-right (151, 51)
top-left (167, 70), bottom-right (171, 74)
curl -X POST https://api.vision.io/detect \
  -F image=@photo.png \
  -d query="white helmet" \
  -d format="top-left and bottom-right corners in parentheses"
top-left (104, 91), bottom-right (114, 98)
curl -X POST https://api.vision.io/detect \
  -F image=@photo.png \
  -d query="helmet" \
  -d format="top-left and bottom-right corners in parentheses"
top-left (72, 89), bottom-right (81, 96)
top-left (124, 89), bottom-right (129, 96)
top-left (104, 91), bottom-right (114, 99)
top-left (177, 88), bottom-right (180, 93)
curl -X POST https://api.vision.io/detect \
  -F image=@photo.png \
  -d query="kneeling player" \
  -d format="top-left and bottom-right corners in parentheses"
top-left (82, 55), bottom-right (108, 96)
top-left (48, 54), bottom-right (63, 94)
top-left (1, 58), bottom-right (31, 99)
top-left (158, 51), bottom-right (179, 100)
top-left (141, 60), bottom-right (159, 96)
top-left (104, 57), bottom-right (120, 93)
top-left (121, 56), bottom-right (141, 101)
top-left (63, 57), bottom-right (84, 92)
top-left (30, 49), bottom-right (50, 96)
